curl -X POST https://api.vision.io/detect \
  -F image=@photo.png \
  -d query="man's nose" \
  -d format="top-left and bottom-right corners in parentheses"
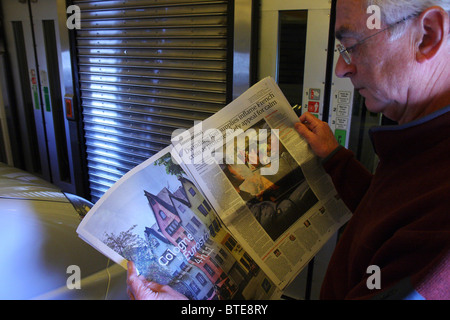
top-left (335, 54), bottom-right (356, 78)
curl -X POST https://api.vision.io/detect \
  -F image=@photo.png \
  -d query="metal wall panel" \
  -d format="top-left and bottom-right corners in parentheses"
top-left (73, 0), bottom-right (230, 202)
top-left (1, 0), bottom-right (83, 194)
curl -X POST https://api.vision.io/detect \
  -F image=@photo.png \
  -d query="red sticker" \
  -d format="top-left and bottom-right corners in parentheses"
top-left (308, 101), bottom-right (320, 113)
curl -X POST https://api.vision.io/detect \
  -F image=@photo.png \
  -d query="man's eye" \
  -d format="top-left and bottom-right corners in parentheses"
top-left (346, 45), bottom-right (357, 53)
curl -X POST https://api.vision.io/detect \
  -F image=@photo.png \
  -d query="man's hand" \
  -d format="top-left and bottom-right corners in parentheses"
top-left (294, 112), bottom-right (340, 159)
top-left (127, 261), bottom-right (188, 300)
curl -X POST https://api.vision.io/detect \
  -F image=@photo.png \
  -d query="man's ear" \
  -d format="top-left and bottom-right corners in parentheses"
top-left (416, 6), bottom-right (449, 63)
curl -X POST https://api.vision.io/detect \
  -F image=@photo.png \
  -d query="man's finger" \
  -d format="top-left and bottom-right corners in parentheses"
top-left (295, 122), bottom-right (316, 143)
top-left (127, 287), bottom-right (135, 300)
top-left (300, 112), bottom-right (323, 132)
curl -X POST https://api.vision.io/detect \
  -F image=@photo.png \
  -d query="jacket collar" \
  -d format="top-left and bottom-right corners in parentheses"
top-left (369, 105), bottom-right (450, 161)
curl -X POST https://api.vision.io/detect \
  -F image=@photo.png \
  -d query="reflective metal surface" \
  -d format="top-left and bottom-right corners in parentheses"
top-left (0, 162), bottom-right (127, 300)
top-left (1, 0), bottom-right (80, 193)
top-left (232, 0), bottom-right (255, 99)
top-left (73, 0), bottom-right (230, 201)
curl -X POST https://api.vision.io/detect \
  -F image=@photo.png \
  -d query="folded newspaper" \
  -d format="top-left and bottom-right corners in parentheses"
top-left (76, 77), bottom-right (351, 300)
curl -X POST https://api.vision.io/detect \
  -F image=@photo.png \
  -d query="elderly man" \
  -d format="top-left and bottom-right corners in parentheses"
top-left (295, 0), bottom-right (450, 299)
top-left (127, 0), bottom-right (450, 300)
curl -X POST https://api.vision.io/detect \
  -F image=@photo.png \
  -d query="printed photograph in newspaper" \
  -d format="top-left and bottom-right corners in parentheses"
top-left (219, 118), bottom-right (318, 241)
top-left (78, 148), bottom-right (279, 300)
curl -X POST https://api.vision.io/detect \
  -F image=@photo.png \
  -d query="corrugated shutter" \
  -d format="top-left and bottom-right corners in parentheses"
top-left (73, 0), bottom-right (231, 202)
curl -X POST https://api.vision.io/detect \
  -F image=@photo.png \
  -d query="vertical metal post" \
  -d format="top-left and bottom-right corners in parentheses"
top-left (232, 0), bottom-right (257, 99)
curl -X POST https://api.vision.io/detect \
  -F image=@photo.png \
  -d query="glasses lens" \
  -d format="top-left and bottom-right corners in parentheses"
top-left (337, 44), bottom-right (351, 65)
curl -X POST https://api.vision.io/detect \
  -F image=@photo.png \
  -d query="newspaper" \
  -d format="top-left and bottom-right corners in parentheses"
top-left (77, 77), bottom-right (351, 300)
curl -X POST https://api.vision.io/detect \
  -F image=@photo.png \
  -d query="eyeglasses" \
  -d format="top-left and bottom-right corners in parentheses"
top-left (337, 14), bottom-right (419, 65)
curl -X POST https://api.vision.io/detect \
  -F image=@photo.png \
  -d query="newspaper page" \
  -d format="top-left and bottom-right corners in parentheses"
top-left (172, 77), bottom-right (351, 290)
top-left (77, 146), bottom-right (282, 300)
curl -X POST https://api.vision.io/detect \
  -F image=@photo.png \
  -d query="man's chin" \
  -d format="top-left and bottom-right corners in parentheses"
top-left (363, 99), bottom-right (399, 122)
top-left (363, 99), bottom-right (383, 114)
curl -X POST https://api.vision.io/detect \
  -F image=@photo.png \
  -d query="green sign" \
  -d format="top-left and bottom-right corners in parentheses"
top-left (43, 87), bottom-right (51, 112)
top-left (335, 129), bottom-right (347, 147)
top-left (32, 84), bottom-right (39, 110)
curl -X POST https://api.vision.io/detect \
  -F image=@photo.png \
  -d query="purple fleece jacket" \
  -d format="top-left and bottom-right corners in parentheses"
top-left (320, 106), bottom-right (450, 300)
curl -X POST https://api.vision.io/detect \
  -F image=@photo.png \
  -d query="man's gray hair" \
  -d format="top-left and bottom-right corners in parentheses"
top-left (366, 0), bottom-right (450, 40)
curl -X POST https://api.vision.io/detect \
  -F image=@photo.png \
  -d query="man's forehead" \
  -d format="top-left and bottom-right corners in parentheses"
top-left (335, 0), bottom-right (367, 40)
top-left (336, 0), bottom-right (366, 15)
